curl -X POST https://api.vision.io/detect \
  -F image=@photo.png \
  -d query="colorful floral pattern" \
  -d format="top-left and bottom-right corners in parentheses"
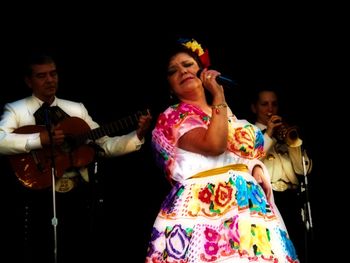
top-left (152, 103), bottom-right (265, 180)
top-left (147, 102), bottom-right (299, 262)
top-left (146, 172), bottom-right (297, 262)
top-left (159, 174), bottom-right (275, 219)
top-left (227, 122), bottom-right (265, 159)
top-left (152, 103), bottom-right (209, 181)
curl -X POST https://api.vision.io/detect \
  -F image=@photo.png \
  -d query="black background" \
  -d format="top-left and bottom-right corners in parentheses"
top-left (0, 6), bottom-right (342, 262)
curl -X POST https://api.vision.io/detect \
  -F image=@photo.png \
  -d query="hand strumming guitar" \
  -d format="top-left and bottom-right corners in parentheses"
top-left (39, 124), bottom-right (65, 147)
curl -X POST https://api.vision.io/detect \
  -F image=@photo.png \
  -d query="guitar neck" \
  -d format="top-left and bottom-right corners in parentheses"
top-left (83, 110), bottom-right (146, 141)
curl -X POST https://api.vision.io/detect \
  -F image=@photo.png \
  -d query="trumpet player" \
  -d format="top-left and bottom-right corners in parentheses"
top-left (251, 87), bottom-right (312, 262)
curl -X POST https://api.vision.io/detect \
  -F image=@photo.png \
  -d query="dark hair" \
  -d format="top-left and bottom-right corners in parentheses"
top-left (250, 82), bottom-right (281, 105)
top-left (154, 40), bottom-right (204, 106)
top-left (153, 37), bottom-right (211, 110)
top-left (23, 52), bottom-right (56, 77)
top-left (162, 42), bottom-right (204, 79)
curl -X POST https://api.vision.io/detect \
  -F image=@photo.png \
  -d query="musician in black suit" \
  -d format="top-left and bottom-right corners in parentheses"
top-left (0, 52), bottom-right (152, 262)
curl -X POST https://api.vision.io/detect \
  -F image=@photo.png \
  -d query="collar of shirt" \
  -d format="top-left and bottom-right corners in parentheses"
top-left (255, 122), bottom-right (267, 131)
top-left (32, 95), bottom-right (58, 109)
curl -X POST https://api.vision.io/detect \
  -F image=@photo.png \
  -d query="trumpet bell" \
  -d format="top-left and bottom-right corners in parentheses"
top-left (285, 129), bottom-right (303, 147)
top-left (274, 124), bottom-right (302, 147)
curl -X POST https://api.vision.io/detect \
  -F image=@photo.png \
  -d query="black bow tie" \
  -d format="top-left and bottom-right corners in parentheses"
top-left (34, 104), bottom-right (69, 125)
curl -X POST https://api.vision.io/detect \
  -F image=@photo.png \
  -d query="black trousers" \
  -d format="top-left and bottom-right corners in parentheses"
top-left (6, 181), bottom-right (104, 263)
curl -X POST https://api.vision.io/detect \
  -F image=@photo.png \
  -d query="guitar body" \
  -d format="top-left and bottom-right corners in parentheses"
top-left (9, 117), bottom-right (95, 190)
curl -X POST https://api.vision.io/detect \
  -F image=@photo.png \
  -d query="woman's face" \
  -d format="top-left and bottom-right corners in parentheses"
top-left (252, 91), bottom-right (279, 125)
top-left (167, 52), bottom-right (202, 101)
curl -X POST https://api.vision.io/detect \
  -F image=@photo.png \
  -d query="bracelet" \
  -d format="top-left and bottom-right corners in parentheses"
top-left (211, 103), bottom-right (227, 109)
top-left (211, 103), bottom-right (227, 114)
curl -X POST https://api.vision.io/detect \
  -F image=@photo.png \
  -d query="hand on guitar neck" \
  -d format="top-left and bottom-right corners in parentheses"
top-left (136, 109), bottom-right (152, 141)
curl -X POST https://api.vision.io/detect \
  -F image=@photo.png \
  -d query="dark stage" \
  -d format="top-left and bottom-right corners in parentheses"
top-left (0, 22), bottom-right (337, 262)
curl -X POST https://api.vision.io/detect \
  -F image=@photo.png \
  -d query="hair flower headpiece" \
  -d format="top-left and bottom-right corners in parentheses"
top-left (181, 38), bottom-right (204, 56)
top-left (178, 38), bottom-right (211, 68)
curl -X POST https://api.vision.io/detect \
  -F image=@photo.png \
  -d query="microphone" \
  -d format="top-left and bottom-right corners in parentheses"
top-left (197, 69), bottom-right (237, 88)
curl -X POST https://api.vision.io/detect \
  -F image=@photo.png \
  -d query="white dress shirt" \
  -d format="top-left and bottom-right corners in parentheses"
top-left (255, 122), bottom-right (312, 188)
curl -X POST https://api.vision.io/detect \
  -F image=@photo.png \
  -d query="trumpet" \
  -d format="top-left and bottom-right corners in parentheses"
top-left (273, 121), bottom-right (302, 147)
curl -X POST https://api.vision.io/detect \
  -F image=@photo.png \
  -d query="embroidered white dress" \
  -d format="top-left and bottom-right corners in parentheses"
top-left (146, 103), bottom-right (299, 263)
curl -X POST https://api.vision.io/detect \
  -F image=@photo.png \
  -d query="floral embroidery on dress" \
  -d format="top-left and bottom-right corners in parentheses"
top-left (227, 122), bottom-right (265, 160)
top-left (148, 102), bottom-right (298, 262)
top-left (152, 103), bottom-right (265, 180)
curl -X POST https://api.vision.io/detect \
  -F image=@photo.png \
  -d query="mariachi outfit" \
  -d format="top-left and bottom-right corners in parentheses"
top-left (0, 95), bottom-right (144, 262)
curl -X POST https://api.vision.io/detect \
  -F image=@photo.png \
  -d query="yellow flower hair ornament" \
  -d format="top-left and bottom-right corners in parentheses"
top-left (178, 38), bottom-right (211, 68)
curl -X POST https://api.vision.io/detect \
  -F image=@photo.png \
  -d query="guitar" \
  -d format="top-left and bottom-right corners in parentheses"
top-left (8, 110), bottom-right (147, 190)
